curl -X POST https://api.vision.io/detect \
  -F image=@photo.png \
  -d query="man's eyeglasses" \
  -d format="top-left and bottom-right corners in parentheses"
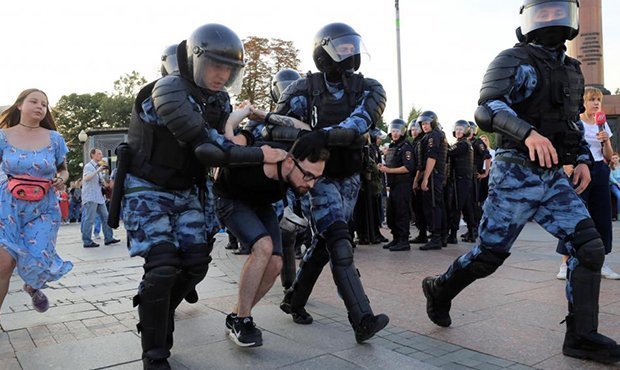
top-left (292, 158), bottom-right (322, 182)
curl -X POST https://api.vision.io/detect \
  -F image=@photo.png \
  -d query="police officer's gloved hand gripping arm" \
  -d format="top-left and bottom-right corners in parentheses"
top-left (152, 76), bottom-right (286, 166)
top-left (267, 76), bottom-right (386, 159)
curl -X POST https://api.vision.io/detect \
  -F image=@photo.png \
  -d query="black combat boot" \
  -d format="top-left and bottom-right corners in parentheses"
top-left (354, 314), bottom-right (390, 343)
top-left (461, 227), bottom-right (477, 243)
top-left (419, 234), bottom-right (442, 250)
top-left (382, 239), bottom-right (398, 249)
top-left (446, 229), bottom-right (458, 244)
top-left (409, 229), bottom-right (428, 244)
top-left (389, 239), bottom-right (411, 251)
top-left (563, 314), bottom-right (620, 364)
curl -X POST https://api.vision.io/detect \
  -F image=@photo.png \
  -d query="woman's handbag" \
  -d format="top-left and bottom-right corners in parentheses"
top-left (7, 175), bottom-right (53, 201)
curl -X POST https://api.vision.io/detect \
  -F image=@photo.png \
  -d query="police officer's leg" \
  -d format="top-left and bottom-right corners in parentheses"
top-left (410, 189), bottom-right (428, 243)
top-left (384, 184), bottom-right (397, 248)
top-left (135, 243), bottom-right (180, 368)
top-left (423, 160), bottom-right (537, 327)
top-left (532, 170), bottom-right (620, 363)
top-left (389, 182), bottom-right (411, 251)
top-left (280, 208), bottom-right (306, 290)
top-left (421, 174), bottom-right (445, 250)
top-left (281, 236), bottom-right (330, 324)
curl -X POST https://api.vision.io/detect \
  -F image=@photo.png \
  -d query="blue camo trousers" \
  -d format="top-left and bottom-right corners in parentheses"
top-left (443, 150), bottom-right (591, 304)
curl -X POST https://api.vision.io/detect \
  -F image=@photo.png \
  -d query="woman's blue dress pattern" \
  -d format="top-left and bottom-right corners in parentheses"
top-left (0, 129), bottom-right (73, 289)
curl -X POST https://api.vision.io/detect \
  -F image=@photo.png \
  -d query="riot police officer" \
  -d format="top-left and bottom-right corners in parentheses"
top-left (461, 121), bottom-right (491, 242)
top-left (378, 119), bottom-right (415, 251)
top-left (273, 22), bottom-right (389, 343)
top-left (445, 120), bottom-right (473, 244)
top-left (408, 120), bottom-right (428, 244)
top-left (160, 44), bottom-right (179, 77)
top-left (118, 24), bottom-right (286, 369)
top-left (415, 111), bottom-right (448, 251)
top-left (422, 1), bottom-right (620, 363)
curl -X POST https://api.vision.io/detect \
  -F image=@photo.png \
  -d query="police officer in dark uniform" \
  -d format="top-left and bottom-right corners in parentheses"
top-left (415, 112), bottom-right (448, 251)
top-left (445, 120), bottom-right (473, 244)
top-left (273, 22), bottom-right (389, 343)
top-left (378, 119), bottom-right (415, 251)
top-left (117, 24), bottom-right (287, 369)
top-left (461, 121), bottom-right (491, 242)
top-left (422, 1), bottom-right (620, 363)
top-left (408, 120), bottom-right (428, 244)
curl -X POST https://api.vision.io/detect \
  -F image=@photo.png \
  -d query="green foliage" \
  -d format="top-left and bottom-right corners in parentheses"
top-left (54, 71), bottom-right (146, 181)
top-left (615, 87), bottom-right (620, 95)
top-left (406, 105), bottom-right (423, 125)
top-left (478, 129), bottom-right (497, 149)
top-left (238, 36), bottom-right (300, 110)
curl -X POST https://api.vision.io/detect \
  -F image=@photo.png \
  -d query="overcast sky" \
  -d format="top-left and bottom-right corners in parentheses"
top-left (1, 0), bottom-right (619, 129)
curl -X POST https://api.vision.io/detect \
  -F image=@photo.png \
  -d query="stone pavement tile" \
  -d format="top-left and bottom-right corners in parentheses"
top-left (168, 312), bottom-right (235, 351)
top-left (475, 299), bottom-right (567, 332)
top-left (431, 317), bottom-right (562, 366)
top-left (16, 331), bottom-right (141, 370)
top-left (8, 329), bottom-right (35, 352)
top-left (244, 305), bottom-right (358, 353)
top-left (532, 352), bottom-right (610, 370)
top-left (332, 345), bottom-right (440, 369)
top-left (93, 299), bottom-right (133, 315)
top-left (106, 359), bottom-right (143, 369)
top-left (0, 356), bottom-right (21, 370)
top-left (172, 332), bottom-right (325, 369)
top-left (1, 302), bottom-right (103, 331)
top-left (280, 354), bottom-right (361, 370)
top-left (0, 332), bottom-right (14, 355)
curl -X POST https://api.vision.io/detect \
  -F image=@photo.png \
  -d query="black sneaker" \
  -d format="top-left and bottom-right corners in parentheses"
top-left (83, 242), bottom-right (99, 248)
top-left (280, 292), bottom-right (313, 324)
top-left (422, 276), bottom-right (451, 327)
top-left (354, 314), bottom-right (389, 343)
top-left (389, 241), bottom-right (411, 251)
top-left (104, 238), bottom-right (121, 245)
top-left (229, 316), bottom-right (262, 347)
top-left (225, 312), bottom-right (237, 332)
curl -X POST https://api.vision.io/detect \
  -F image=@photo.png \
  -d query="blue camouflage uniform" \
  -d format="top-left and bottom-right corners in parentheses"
top-left (440, 46), bottom-right (592, 305)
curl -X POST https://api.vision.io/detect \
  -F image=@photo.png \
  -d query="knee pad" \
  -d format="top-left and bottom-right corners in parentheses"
top-left (143, 242), bottom-right (181, 272)
top-left (135, 265), bottom-right (179, 307)
top-left (324, 221), bottom-right (351, 245)
top-left (468, 247), bottom-right (510, 279)
top-left (572, 218), bottom-right (605, 271)
top-left (180, 243), bottom-right (212, 268)
top-left (328, 238), bottom-right (354, 267)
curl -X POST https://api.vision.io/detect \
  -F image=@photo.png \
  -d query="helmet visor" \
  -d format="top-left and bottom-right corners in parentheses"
top-left (321, 34), bottom-right (369, 63)
top-left (192, 55), bottom-right (245, 95)
top-left (521, 1), bottom-right (579, 35)
top-left (161, 53), bottom-right (179, 76)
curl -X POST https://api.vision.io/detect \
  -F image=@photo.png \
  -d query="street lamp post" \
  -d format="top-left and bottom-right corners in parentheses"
top-left (395, 0), bottom-right (403, 120)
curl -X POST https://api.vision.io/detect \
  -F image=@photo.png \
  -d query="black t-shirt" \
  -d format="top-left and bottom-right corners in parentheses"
top-left (213, 164), bottom-right (288, 206)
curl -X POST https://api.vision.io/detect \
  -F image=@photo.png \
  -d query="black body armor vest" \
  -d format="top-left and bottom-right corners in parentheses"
top-left (450, 139), bottom-right (474, 179)
top-left (127, 80), bottom-right (205, 190)
top-left (306, 72), bottom-right (365, 179)
top-left (499, 44), bottom-right (585, 163)
top-left (385, 138), bottom-right (413, 185)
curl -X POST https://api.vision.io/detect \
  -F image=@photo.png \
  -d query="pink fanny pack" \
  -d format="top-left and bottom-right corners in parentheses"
top-left (7, 175), bottom-right (53, 201)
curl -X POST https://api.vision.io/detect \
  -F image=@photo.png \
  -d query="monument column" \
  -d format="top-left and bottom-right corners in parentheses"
top-left (567, 0), bottom-right (610, 94)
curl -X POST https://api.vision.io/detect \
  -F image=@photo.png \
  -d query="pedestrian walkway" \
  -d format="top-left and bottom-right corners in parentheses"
top-left (1, 222), bottom-right (619, 369)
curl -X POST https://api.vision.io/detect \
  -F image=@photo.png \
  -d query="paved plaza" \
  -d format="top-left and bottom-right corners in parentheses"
top-left (1, 222), bottom-right (620, 369)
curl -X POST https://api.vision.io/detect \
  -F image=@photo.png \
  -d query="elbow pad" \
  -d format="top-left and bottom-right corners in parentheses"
top-left (363, 78), bottom-right (387, 124)
top-left (194, 143), bottom-right (264, 168)
top-left (268, 126), bottom-right (302, 142)
top-left (152, 76), bottom-right (206, 145)
top-left (326, 128), bottom-right (366, 148)
top-left (475, 106), bottom-right (533, 143)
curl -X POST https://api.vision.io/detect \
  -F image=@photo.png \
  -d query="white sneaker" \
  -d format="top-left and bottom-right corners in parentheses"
top-left (601, 264), bottom-right (620, 280)
top-left (93, 234), bottom-right (101, 240)
top-left (557, 262), bottom-right (567, 280)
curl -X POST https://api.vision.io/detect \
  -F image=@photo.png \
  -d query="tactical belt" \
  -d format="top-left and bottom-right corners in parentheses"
top-left (494, 155), bottom-right (551, 170)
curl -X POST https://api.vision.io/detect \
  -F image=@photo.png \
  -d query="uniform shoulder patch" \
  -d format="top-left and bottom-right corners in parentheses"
top-left (405, 151), bottom-right (412, 160)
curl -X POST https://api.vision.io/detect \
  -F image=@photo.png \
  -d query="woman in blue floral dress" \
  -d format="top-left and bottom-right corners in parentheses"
top-left (0, 89), bottom-right (73, 315)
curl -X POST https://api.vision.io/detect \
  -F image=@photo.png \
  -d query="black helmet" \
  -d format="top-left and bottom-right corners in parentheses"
top-left (369, 128), bottom-right (387, 142)
top-left (408, 119), bottom-right (422, 137)
top-left (516, 0), bottom-right (579, 46)
top-left (453, 120), bottom-right (471, 138)
top-left (312, 23), bottom-right (367, 76)
top-left (468, 121), bottom-right (478, 136)
top-left (161, 44), bottom-right (179, 77)
top-left (388, 118), bottom-right (407, 138)
top-left (186, 23), bottom-right (245, 94)
top-left (270, 68), bottom-right (301, 103)
top-left (416, 111), bottom-right (439, 130)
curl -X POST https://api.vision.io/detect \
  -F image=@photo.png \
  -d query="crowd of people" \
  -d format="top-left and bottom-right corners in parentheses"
top-left (2, 0), bottom-right (620, 368)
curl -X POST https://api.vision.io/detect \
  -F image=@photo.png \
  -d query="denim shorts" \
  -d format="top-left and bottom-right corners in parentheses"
top-left (215, 197), bottom-right (283, 256)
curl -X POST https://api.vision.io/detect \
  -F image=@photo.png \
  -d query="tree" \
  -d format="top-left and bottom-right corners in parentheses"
top-left (54, 71), bottom-right (147, 181)
top-left (238, 36), bottom-right (300, 110)
top-left (615, 88), bottom-right (620, 95)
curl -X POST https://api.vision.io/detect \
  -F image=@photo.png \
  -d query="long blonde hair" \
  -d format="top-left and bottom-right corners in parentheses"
top-left (0, 88), bottom-right (57, 130)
